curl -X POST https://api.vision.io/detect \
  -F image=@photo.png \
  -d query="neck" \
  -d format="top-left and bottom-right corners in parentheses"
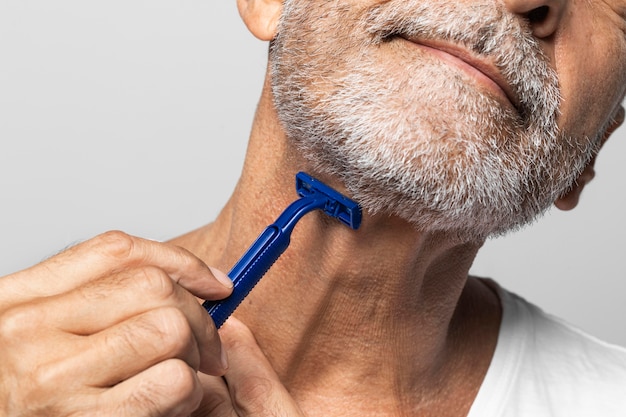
top-left (172, 78), bottom-right (501, 415)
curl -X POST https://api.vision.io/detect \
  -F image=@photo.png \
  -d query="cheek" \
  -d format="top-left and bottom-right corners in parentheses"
top-left (555, 22), bottom-right (626, 137)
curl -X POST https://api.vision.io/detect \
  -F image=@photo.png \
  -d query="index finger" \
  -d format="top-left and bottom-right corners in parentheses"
top-left (1, 231), bottom-right (232, 304)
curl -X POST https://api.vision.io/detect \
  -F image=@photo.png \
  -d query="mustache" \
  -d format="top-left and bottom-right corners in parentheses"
top-left (363, 2), bottom-right (561, 129)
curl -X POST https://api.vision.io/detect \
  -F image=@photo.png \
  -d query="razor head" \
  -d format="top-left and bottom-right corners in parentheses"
top-left (296, 172), bottom-right (362, 230)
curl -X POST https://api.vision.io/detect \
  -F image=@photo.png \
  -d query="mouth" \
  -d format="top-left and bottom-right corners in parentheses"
top-left (398, 36), bottom-right (521, 112)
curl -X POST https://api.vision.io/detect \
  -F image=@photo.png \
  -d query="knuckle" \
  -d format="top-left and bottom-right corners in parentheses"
top-left (124, 308), bottom-right (192, 359)
top-left (0, 313), bottom-right (70, 415)
top-left (31, 361), bottom-right (63, 390)
top-left (100, 314), bottom-right (173, 367)
top-left (152, 308), bottom-right (193, 354)
top-left (95, 230), bottom-right (136, 261)
top-left (135, 266), bottom-right (176, 301)
top-left (0, 305), bottom-right (37, 339)
top-left (29, 360), bottom-right (83, 407)
top-left (162, 359), bottom-right (200, 400)
top-left (123, 360), bottom-right (200, 417)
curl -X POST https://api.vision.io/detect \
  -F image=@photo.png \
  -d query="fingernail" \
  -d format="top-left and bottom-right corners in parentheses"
top-left (209, 266), bottom-right (233, 289)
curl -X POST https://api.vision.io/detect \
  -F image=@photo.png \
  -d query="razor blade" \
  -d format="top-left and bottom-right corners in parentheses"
top-left (203, 172), bottom-right (362, 328)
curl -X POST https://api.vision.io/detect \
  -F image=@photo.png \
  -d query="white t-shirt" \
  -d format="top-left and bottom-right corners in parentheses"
top-left (468, 284), bottom-right (626, 416)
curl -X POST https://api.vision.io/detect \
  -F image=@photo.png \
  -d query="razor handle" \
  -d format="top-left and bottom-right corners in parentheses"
top-left (203, 224), bottom-right (290, 328)
top-left (203, 172), bottom-right (360, 328)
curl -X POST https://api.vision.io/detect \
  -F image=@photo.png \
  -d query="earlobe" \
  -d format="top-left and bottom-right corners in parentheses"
top-left (553, 165), bottom-right (595, 211)
top-left (554, 105), bottom-right (625, 211)
top-left (237, 0), bottom-right (282, 41)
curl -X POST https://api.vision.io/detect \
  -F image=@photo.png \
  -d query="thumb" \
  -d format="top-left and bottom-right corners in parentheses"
top-left (219, 318), bottom-right (305, 416)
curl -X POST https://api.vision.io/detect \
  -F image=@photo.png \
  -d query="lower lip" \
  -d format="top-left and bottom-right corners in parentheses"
top-left (408, 42), bottom-right (511, 105)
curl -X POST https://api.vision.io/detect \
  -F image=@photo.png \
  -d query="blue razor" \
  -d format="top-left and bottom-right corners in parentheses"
top-left (203, 172), bottom-right (362, 328)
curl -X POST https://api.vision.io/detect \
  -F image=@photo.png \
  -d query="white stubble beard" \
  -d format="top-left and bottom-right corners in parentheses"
top-left (270, 0), bottom-right (600, 241)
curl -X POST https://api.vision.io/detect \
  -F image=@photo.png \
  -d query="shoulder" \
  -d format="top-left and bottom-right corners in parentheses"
top-left (472, 280), bottom-right (626, 417)
top-left (498, 285), bottom-right (626, 375)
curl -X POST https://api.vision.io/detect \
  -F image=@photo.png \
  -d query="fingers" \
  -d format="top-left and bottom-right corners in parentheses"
top-left (80, 308), bottom-right (203, 386)
top-left (0, 230), bottom-right (234, 416)
top-left (45, 264), bottom-right (215, 340)
top-left (193, 373), bottom-right (233, 416)
top-left (1, 231), bottom-right (233, 304)
top-left (13, 267), bottom-right (228, 377)
top-left (0, 311), bottom-right (207, 417)
top-left (209, 318), bottom-right (304, 417)
top-left (101, 359), bottom-right (204, 417)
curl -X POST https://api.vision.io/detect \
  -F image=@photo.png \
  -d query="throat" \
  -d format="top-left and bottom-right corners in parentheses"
top-left (230, 235), bottom-right (500, 414)
top-left (173, 190), bottom-right (501, 415)
top-left (240, 278), bottom-right (501, 417)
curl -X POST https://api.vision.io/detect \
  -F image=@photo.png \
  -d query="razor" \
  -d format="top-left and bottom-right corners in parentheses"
top-left (203, 172), bottom-right (362, 328)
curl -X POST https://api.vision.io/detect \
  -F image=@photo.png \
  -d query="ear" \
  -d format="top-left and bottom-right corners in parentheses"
top-left (237, 0), bottom-right (282, 41)
top-left (554, 105), bottom-right (625, 211)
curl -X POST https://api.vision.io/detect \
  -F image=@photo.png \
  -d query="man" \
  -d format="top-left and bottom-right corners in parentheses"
top-left (1, 0), bottom-right (625, 416)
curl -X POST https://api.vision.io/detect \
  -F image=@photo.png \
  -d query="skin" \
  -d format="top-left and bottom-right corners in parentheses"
top-left (269, 0), bottom-right (568, 239)
top-left (178, 0), bottom-right (626, 416)
top-left (0, 232), bottom-right (234, 417)
top-left (1, 0), bottom-right (625, 416)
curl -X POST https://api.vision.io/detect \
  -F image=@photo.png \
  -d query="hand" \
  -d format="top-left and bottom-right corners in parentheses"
top-left (192, 318), bottom-right (305, 417)
top-left (0, 231), bottom-right (233, 417)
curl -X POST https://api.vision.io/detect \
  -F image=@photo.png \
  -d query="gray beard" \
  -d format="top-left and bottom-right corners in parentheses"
top-left (270, 0), bottom-right (599, 241)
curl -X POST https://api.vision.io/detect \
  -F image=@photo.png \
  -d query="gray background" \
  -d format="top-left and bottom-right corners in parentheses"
top-left (1, 1), bottom-right (624, 346)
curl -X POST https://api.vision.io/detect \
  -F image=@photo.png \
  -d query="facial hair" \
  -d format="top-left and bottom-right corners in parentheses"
top-left (270, 0), bottom-right (600, 241)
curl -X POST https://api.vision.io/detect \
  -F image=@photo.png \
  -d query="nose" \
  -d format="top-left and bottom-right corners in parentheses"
top-left (502, 0), bottom-right (567, 38)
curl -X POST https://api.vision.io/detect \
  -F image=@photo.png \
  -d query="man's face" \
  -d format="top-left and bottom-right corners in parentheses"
top-left (270, 0), bottom-right (626, 240)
